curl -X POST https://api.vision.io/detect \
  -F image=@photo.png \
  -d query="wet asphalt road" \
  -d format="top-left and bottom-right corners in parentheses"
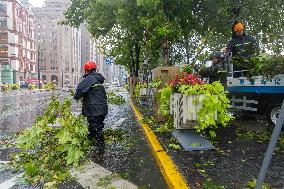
top-left (0, 89), bottom-right (167, 189)
top-left (97, 89), bottom-right (167, 188)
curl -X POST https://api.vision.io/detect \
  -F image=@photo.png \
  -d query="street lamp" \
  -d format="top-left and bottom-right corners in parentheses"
top-left (37, 48), bottom-right (45, 89)
top-left (61, 69), bottom-right (63, 88)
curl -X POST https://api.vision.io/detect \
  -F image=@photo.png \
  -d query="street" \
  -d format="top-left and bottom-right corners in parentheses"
top-left (0, 89), bottom-right (166, 189)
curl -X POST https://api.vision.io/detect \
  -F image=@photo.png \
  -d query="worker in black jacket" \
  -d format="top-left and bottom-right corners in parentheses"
top-left (199, 52), bottom-right (227, 87)
top-left (74, 60), bottom-right (108, 148)
top-left (226, 22), bottom-right (259, 77)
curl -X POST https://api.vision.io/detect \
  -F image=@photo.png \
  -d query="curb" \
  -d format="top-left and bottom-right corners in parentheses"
top-left (130, 99), bottom-right (189, 189)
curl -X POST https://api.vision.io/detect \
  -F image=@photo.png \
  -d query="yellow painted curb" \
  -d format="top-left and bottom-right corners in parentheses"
top-left (130, 99), bottom-right (189, 189)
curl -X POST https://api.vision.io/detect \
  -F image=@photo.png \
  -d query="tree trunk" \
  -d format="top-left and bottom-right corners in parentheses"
top-left (129, 47), bottom-right (137, 98)
top-left (162, 36), bottom-right (170, 66)
top-left (130, 47), bottom-right (134, 76)
top-left (134, 42), bottom-right (140, 77)
top-left (185, 36), bottom-right (190, 64)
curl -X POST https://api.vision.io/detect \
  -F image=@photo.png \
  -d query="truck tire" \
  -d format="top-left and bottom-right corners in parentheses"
top-left (266, 105), bottom-right (281, 125)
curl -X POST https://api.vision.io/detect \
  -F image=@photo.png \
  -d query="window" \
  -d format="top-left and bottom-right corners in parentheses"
top-left (0, 3), bottom-right (7, 14)
top-left (0, 18), bottom-right (7, 29)
top-left (0, 58), bottom-right (9, 66)
top-left (29, 30), bottom-right (33, 38)
top-left (0, 45), bottom-right (8, 55)
top-left (17, 22), bottom-right (22, 32)
top-left (19, 36), bottom-right (22, 44)
top-left (15, 8), bottom-right (19, 16)
top-left (24, 15), bottom-right (27, 23)
top-left (0, 33), bottom-right (7, 43)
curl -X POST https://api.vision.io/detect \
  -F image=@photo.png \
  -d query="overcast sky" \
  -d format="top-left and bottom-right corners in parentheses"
top-left (29, 0), bottom-right (45, 7)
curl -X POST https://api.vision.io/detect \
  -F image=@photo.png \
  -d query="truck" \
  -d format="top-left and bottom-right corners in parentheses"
top-left (227, 74), bottom-right (284, 125)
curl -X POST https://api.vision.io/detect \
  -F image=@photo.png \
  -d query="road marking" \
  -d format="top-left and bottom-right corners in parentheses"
top-left (130, 99), bottom-right (189, 189)
top-left (0, 173), bottom-right (23, 189)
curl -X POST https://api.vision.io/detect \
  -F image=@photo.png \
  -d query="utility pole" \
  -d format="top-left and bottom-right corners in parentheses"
top-left (61, 69), bottom-right (64, 88)
top-left (37, 48), bottom-right (41, 89)
top-left (256, 101), bottom-right (284, 188)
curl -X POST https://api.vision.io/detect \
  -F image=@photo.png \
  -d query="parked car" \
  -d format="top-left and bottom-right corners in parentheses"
top-left (19, 81), bottom-right (29, 88)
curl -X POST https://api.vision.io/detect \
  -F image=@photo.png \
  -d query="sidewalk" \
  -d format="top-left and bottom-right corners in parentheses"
top-left (0, 160), bottom-right (137, 189)
top-left (70, 161), bottom-right (137, 189)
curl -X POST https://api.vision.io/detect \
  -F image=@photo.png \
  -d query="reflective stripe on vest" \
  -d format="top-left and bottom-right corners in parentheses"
top-left (92, 83), bottom-right (103, 88)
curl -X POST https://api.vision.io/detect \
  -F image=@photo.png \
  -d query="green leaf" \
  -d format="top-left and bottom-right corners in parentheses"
top-left (209, 131), bottom-right (216, 138)
top-left (203, 179), bottom-right (225, 189)
top-left (24, 163), bottom-right (40, 176)
top-left (12, 95), bottom-right (90, 186)
top-left (169, 143), bottom-right (181, 150)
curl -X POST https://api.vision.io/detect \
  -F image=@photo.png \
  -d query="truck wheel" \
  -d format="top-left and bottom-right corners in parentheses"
top-left (266, 105), bottom-right (281, 125)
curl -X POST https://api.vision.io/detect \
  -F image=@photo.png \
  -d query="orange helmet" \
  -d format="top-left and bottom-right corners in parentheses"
top-left (234, 22), bottom-right (244, 32)
top-left (83, 60), bottom-right (97, 71)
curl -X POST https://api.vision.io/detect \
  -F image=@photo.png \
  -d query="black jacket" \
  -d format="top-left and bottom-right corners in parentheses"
top-left (200, 62), bottom-right (227, 86)
top-left (74, 71), bottom-right (108, 117)
top-left (227, 34), bottom-right (258, 59)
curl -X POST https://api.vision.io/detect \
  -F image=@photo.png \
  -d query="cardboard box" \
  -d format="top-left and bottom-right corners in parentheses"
top-left (151, 66), bottom-right (180, 121)
top-left (152, 66), bottom-right (180, 86)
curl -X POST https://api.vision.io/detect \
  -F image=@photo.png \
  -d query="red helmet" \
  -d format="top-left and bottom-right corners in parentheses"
top-left (83, 60), bottom-right (97, 71)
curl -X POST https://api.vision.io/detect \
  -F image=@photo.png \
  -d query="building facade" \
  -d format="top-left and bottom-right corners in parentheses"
top-left (81, 24), bottom-right (91, 71)
top-left (0, 0), bottom-right (36, 84)
top-left (81, 26), bottom-right (108, 83)
top-left (103, 57), bottom-right (113, 84)
top-left (93, 40), bottom-right (105, 76)
top-left (119, 65), bottom-right (128, 85)
top-left (32, 0), bottom-right (81, 87)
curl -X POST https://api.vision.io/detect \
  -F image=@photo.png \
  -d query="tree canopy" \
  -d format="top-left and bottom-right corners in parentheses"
top-left (62, 0), bottom-right (284, 76)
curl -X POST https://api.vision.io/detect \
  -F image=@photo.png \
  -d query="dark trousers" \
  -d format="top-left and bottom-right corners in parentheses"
top-left (87, 115), bottom-right (106, 146)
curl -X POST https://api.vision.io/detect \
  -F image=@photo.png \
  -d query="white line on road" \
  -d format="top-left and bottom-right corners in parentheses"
top-left (0, 173), bottom-right (23, 189)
